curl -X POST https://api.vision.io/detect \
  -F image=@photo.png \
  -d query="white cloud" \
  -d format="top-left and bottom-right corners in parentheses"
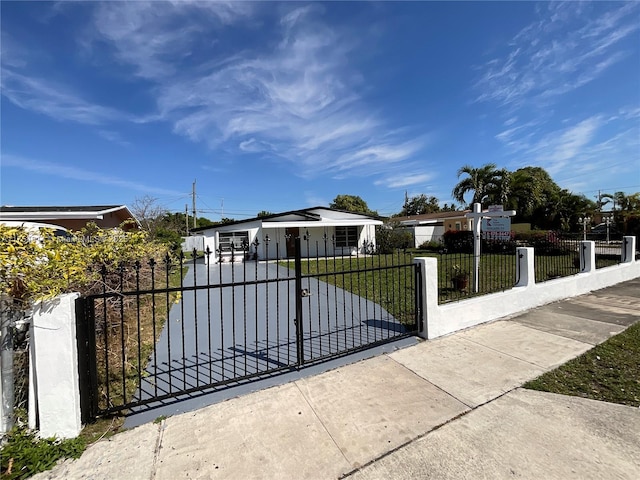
top-left (374, 173), bottom-right (433, 189)
top-left (0, 69), bottom-right (127, 125)
top-left (3, 2), bottom-right (430, 186)
top-left (89, 2), bottom-right (428, 180)
top-left (475, 2), bottom-right (639, 108)
top-left (2, 154), bottom-right (183, 196)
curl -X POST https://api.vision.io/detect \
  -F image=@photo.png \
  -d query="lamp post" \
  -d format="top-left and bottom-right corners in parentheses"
top-left (603, 215), bottom-right (613, 244)
top-left (578, 215), bottom-right (591, 241)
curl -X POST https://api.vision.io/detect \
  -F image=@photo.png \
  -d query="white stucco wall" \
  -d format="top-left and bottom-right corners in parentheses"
top-left (413, 225), bottom-right (445, 247)
top-left (415, 237), bottom-right (640, 340)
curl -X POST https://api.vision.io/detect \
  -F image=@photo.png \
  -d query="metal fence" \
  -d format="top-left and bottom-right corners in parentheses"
top-left (435, 232), bottom-right (516, 304)
top-left (517, 232), bottom-right (581, 282)
top-left (76, 237), bottom-right (421, 420)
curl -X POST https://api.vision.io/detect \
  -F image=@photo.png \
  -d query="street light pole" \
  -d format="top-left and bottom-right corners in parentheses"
top-left (603, 215), bottom-right (613, 244)
top-left (577, 215), bottom-right (591, 241)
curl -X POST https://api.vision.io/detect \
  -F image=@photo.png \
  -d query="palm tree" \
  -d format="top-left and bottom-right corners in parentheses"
top-left (452, 163), bottom-right (501, 207)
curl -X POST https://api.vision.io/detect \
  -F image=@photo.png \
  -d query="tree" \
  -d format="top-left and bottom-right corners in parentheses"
top-left (451, 163), bottom-right (502, 207)
top-left (376, 221), bottom-right (413, 253)
top-left (257, 210), bottom-right (273, 218)
top-left (554, 190), bottom-right (597, 232)
top-left (329, 195), bottom-right (378, 216)
top-left (399, 194), bottom-right (441, 216)
top-left (131, 195), bottom-right (168, 236)
top-left (486, 168), bottom-right (511, 206)
top-left (503, 167), bottom-right (563, 229)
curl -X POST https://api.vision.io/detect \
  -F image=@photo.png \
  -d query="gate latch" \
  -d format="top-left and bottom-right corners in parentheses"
top-left (300, 289), bottom-right (312, 298)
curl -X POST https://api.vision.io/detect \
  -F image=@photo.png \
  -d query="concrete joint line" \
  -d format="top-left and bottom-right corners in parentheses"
top-left (340, 387), bottom-right (524, 479)
top-left (149, 420), bottom-right (166, 480)
top-left (293, 382), bottom-right (352, 466)
top-left (512, 317), bottom-right (612, 347)
top-left (457, 330), bottom-right (589, 370)
top-left (386, 355), bottom-right (474, 409)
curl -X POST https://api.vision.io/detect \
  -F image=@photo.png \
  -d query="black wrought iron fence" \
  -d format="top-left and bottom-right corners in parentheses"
top-left (435, 232), bottom-right (515, 304)
top-left (594, 240), bottom-right (624, 269)
top-left (516, 232), bottom-right (581, 282)
top-left (76, 238), bottom-right (421, 420)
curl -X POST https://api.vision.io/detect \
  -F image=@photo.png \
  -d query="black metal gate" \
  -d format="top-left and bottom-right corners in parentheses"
top-left (76, 236), bottom-right (422, 421)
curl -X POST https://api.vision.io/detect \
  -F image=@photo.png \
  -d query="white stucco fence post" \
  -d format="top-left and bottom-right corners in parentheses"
top-left (515, 247), bottom-right (535, 288)
top-left (580, 240), bottom-right (595, 273)
top-left (29, 293), bottom-right (82, 439)
top-left (622, 236), bottom-right (636, 263)
top-left (413, 257), bottom-right (439, 340)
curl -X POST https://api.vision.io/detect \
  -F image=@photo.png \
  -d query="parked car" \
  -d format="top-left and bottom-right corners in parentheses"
top-left (1, 221), bottom-right (71, 244)
top-left (589, 222), bottom-right (620, 240)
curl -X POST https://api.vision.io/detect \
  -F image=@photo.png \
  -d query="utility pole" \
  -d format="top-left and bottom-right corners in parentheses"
top-left (185, 204), bottom-right (189, 235)
top-left (192, 180), bottom-right (197, 229)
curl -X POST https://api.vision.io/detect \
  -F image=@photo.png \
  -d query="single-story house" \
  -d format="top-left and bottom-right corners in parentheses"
top-left (191, 207), bottom-right (383, 263)
top-left (394, 211), bottom-right (473, 247)
top-left (0, 205), bottom-right (139, 231)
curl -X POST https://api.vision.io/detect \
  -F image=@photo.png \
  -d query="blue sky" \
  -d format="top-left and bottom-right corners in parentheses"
top-left (1, 1), bottom-right (639, 219)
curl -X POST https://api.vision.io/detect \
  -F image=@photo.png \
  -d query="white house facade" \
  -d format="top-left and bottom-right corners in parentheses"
top-left (191, 207), bottom-right (383, 263)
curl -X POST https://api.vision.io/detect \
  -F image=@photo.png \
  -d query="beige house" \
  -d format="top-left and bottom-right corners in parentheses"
top-left (394, 211), bottom-right (473, 247)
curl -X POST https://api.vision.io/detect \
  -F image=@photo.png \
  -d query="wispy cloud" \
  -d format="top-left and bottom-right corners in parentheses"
top-left (89, 2), bottom-right (429, 180)
top-left (477, 2), bottom-right (640, 191)
top-left (0, 69), bottom-right (127, 125)
top-left (374, 173), bottom-right (433, 189)
top-left (3, 2), bottom-right (432, 185)
top-left (97, 130), bottom-right (131, 147)
top-left (475, 2), bottom-right (639, 108)
top-left (2, 154), bottom-right (183, 196)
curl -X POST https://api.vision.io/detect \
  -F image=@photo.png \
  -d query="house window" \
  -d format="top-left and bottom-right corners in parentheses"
top-left (455, 222), bottom-right (461, 231)
top-left (218, 231), bottom-right (248, 251)
top-left (335, 226), bottom-right (358, 247)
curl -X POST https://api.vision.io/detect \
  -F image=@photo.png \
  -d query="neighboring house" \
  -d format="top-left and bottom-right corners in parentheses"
top-left (0, 205), bottom-right (139, 231)
top-left (394, 211), bottom-right (472, 247)
top-left (191, 207), bottom-right (382, 263)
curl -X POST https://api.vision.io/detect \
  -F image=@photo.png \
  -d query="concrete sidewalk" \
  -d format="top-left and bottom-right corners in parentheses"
top-left (34, 278), bottom-right (640, 480)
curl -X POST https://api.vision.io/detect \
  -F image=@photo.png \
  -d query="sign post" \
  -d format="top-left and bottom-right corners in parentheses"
top-left (465, 203), bottom-right (516, 293)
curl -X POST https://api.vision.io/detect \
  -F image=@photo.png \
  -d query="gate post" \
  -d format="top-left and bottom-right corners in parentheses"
top-left (294, 236), bottom-right (304, 366)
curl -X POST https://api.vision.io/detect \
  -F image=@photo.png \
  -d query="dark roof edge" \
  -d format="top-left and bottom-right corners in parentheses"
top-left (189, 206), bottom-right (380, 232)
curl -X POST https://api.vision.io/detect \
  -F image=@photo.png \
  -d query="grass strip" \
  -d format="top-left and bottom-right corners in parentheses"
top-left (524, 321), bottom-right (640, 407)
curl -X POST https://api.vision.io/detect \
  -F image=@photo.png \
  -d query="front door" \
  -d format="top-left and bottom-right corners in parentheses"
top-left (285, 227), bottom-right (299, 257)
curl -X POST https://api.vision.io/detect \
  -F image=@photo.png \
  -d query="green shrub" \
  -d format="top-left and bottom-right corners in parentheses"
top-left (442, 230), bottom-right (473, 253)
top-left (376, 221), bottom-right (413, 254)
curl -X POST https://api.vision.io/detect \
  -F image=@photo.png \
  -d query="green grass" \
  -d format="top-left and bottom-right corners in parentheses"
top-left (524, 321), bottom-right (640, 407)
top-left (286, 248), bottom-right (623, 306)
top-left (1, 421), bottom-right (85, 480)
top-left (285, 253), bottom-right (419, 327)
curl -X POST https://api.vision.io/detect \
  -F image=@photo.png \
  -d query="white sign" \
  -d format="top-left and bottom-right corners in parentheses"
top-left (488, 205), bottom-right (504, 212)
top-left (482, 217), bottom-right (511, 231)
top-left (482, 217), bottom-right (511, 240)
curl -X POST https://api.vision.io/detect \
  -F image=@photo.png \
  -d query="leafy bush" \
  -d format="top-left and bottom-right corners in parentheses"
top-left (443, 230), bottom-right (473, 253)
top-left (0, 222), bottom-right (172, 309)
top-left (376, 221), bottom-right (413, 254)
top-left (417, 240), bottom-right (443, 251)
top-left (514, 231), bottom-right (571, 256)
